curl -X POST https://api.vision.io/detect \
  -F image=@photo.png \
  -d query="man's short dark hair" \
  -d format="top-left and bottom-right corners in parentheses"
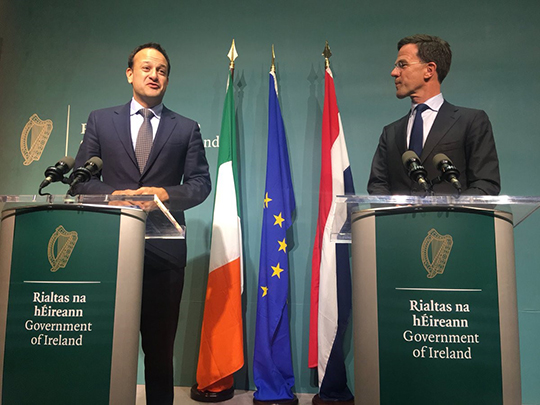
top-left (398, 34), bottom-right (452, 83)
top-left (128, 42), bottom-right (171, 76)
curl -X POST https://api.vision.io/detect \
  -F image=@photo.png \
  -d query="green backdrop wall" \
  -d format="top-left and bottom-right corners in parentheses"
top-left (1, 0), bottom-right (539, 402)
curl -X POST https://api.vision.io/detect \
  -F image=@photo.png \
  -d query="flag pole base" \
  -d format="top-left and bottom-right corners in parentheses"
top-left (190, 384), bottom-right (235, 403)
top-left (253, 394), bottom-right (299, 405)
top-left (312, 394), bottom-right (354, 405)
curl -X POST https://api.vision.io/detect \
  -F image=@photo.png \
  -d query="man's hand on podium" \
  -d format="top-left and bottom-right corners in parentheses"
top-left (110, 187), bottom-right (170, 211)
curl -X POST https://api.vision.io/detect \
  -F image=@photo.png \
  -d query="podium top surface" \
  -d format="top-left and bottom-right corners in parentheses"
top-left (333, 194), bottom-right (540, 242)
top-left (0, 194), bottom-right (185, 239)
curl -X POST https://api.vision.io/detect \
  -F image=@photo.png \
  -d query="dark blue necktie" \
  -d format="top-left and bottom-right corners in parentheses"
top-left (409, 103), bottom-right (430, 157)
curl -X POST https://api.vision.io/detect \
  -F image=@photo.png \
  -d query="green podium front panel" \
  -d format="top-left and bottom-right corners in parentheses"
top-left (0, 205), bottom-right (145, 405)
top-left (351, 207), bottom-right (521, 405)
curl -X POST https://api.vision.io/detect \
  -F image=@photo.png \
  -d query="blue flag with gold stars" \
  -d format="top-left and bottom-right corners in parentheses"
top-left (253, 71), bottom-right (296, 401)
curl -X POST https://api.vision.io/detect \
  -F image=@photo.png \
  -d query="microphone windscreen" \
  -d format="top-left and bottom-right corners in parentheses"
top-left (432, 153), bottom-right (451, 169)
top-left (402, 150), bottom-right (420, 166)
top-left (59, 156), bottom-right (76, 170)
top-left (87, 156), bottom-right (103, 172)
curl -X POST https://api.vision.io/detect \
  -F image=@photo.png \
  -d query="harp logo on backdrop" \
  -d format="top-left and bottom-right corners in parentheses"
top-left (20, 113), bottom-right (53, 165)
top-left (48, 225), bottom-right (78, 273)
top-left (421, 228), bottom-right (453, 278)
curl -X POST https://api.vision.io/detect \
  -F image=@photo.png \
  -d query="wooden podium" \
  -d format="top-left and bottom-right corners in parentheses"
top-left (0, 195), bottom-right (184, 405)
top-left (331, 195), bottom-right (540, 405)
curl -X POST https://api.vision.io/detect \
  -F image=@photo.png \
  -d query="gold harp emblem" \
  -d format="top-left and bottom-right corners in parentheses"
top-left (20, 113), bottom-right (53, 166)
top-left (48, 226), bottom-right (78, 273)
top-left (421, 228), bottom-right (453, 278)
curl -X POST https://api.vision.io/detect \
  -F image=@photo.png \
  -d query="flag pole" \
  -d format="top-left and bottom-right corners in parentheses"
top-left (310, 40), bottom-right (356, 405)
top-left (270, 44), bottom-right (276, 73)
top-left (252, 43), bottom-right (298, 405)
top-left (323, 40), bottom-right (332, 69)
top-left (191, 38), bottom-right (243, 404)
top-left (228, 39), bottom-right (238, 79)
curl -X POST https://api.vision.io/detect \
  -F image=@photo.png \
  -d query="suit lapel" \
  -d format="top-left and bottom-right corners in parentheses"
top-left (420, 101), bottom-right (460, 161)
top-left (141, 106), bottom-right (177, 176)
top-left (112, 102), bottom-right (138, 168)
top-left (393, 115), bottom-right (409, 157)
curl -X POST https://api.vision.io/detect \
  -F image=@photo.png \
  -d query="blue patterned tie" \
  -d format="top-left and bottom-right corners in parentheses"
top-left (409, 103), bottom-right (430, 157)
top-left (135, 108), bottom-right (153, 173)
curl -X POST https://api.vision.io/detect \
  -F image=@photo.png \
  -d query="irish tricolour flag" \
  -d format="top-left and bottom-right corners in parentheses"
top-left (196, 70), bottom-right (244, 392)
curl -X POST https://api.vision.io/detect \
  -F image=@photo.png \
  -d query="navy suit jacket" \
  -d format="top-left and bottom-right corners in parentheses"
top-left (73, 102), bottom-right (211, 266)
top-left (367, 101), bottom-right (501, 196)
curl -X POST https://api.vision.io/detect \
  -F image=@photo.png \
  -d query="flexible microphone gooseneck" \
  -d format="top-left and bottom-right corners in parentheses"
top-left (38, 156), bottom-right (76, 195)
top-left (402, 150), bottom-right (431, 194)
top-left (433, 153), bottom-right (463, 195)
top-left (67, 157), bottom-right (103, 195)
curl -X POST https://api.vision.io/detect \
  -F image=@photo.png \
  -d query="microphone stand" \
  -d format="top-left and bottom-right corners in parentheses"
top-left (431, 176), bottom-right (462, 197)
top-left (38, 176), bottom-right (73, 196)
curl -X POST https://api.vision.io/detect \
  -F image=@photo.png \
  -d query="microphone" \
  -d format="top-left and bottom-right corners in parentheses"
top-left (433, 153), bottom-right (462, 194)
top-left (402, 150), bottom-right (431, 193)
top-left (68, 157), bottom-right (103, 190)
top-left (39, 156), bottom-right (76, 190)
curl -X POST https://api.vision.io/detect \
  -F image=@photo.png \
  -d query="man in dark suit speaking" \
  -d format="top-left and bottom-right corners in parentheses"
top-left (367, 34), bottom-right (500, 195)
top-left (73, 43), bottom-right (211, 404)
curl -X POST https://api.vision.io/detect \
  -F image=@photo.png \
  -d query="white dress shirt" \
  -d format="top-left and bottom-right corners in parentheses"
top-left (129, 98), bottom-right (163, 150)
top-left (406, 93), bottom-right (445, 149)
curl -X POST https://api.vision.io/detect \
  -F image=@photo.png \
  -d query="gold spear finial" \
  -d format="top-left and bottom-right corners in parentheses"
top-left (270, 44), bottom-right (276, 73)
top-left (227, 39), bottom-right (238, 73)
top-left (322, 40), bottom-right (332, 68)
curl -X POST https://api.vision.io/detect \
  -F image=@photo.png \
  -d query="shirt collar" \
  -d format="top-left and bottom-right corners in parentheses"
top-left (410, 93), bottom-right (445, 113)
top-left (130, 98), bottom-right (163, 119)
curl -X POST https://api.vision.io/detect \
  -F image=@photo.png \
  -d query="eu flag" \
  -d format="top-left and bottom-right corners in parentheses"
top-left (253, 71), bottom-right (296, 401)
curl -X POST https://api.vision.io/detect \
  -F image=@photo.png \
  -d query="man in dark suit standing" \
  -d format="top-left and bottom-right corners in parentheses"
top-left (367, 34), bottom-right (500, 195)
top-left (73, 43), bottom-right (211, 404)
